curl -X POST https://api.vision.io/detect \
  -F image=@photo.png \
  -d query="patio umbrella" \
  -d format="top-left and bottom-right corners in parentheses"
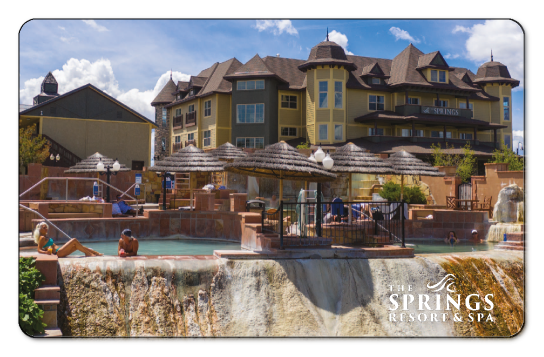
top-left (386, 150), bottom-right (445, 201)
top-left (210, 142), bottom-right (248, 186)
top-left (329, 142), bottom-right (395, 223)
top-left (148, 144), bottom-right (225, 209)
top-left (64, 152), bottom-right (130, 173)
top-left (224, 141), bottom-right (336, 201)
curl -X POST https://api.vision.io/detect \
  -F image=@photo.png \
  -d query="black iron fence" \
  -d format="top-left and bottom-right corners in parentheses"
top-left (262, 201), bottom-right (405, 249)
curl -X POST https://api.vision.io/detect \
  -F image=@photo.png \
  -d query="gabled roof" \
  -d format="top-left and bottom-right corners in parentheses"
top-left (189, 76), bottom-right (209, 88)
top-left (177, 81), bottom-right (190, 92)
top-left (224, 54), bottom-right (287, 83)
top-left (263, 56), bottom-right (306, 89)
top-left (361, 62), bottom-right (389, 78)
top-left (416, 51), bottom-right (451, 70)
top-left (21, 83), bottom-right (158, 127)
top-left (151, 78), bottom-right (177, 106)
top-left (200, 58), bottom-right (243, 95)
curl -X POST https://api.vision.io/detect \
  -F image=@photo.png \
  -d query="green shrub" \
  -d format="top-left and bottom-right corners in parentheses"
top-left (296, 142), bottom-right (310, 149)
top-left (431, 141), bottom-right (476, 183)
top-left (19, 257), bottom-right (46, 335)
top-left (489, 140), bottom-right (525, 171)
top-left (379, 181), bottom-right (427, 204)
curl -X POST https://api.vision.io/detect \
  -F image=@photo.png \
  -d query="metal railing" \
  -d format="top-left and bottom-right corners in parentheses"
top-left (41, 134), bottom-right (81, 167)
top-left (186, 111), bottom-right (196, 126)
top-left (19, 177), bottom-right (140, 216)
top-left (19, 204), bottom-right (72, 240)
top-left (263, 201), bottom-right (405, 249)
top-left (173, 114), bottom-right (183, 129)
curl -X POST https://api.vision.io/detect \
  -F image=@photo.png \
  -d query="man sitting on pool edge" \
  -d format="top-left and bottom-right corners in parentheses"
top-left (118, 228), bottom-right (139, 257)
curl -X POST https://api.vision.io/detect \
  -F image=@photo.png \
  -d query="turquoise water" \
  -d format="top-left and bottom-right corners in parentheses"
top-left (70, 239), bottom-right (241, 256)
top-left (395, 239), bottom-right (498, 254)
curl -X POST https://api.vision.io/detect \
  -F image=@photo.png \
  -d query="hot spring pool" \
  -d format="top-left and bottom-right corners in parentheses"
top-left (70, 239), bottom-right (241, 256)
top-left (395, 239), bottom-right (498, 254)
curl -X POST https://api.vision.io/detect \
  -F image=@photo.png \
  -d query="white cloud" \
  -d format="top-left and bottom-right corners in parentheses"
top-left (512, 130), bottom-right (524, 154)
top-left (254, 20), bottom-right (298, 36)
top-left (458, 20), bottom-right (524, 89)
top-left (389, 27), bottom-right (420, 43)
top-left (82, 20), bottom-right (109, 32)
top-left (60, 37), bottom-right (77, 43)
top-left (444, 53), bottom-right (460, 59)
top-left (19, 58), bottom-right (190, 120)
top-left (327, 30), bottom-right (354, 55)
top-left (58, 26), bottom-right (65, 31)
top-left (452, 25), bottom-right (472, 34)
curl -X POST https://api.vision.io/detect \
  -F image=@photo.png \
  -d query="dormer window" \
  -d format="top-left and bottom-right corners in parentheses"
top-left (237, 80), bottom-right (265, 90)
top-left (370, 78), bottom-right (382, 85)
top-left (189, 89), bottom-right (194, 96)
top-left (431, 70), bottom-right (447, 83)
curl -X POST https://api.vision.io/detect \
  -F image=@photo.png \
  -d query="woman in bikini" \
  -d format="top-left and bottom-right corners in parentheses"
top-left (444, 231), bottom-right (458, 246)
top-left (34, 222), bottom-right (102, 257)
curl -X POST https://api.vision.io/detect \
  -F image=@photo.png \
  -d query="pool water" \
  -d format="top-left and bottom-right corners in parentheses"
top-left (395, 239), bottom-right (498, 254)
top-left (70, 239), bottom-right (241, 256)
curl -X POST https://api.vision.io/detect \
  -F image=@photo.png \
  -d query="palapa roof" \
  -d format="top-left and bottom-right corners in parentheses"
top-left (224, 141), bottom-right (336, 182)
top-left (148, 145), bottom-right (224, 173)
top-left (386, 150), bottom-right (445, 177)
top-left (64, 152), bottom-right (131, 173)
top-left (329, 143), bottom-right (394, 174)
top-left (210, 142), bottom-right (248, 161)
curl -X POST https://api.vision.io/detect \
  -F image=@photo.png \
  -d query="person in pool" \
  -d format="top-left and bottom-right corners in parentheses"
top-left (34, 222), bottom-right (102, 257)
top-left (118, 229), bottom-right (139, 257)
top-left (444, 231), bottom-right (458, 246)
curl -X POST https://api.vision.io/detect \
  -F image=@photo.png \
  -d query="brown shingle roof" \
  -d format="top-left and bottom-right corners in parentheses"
top-left (263, 56), bottom-right (306, 89)
top-left (151, 79), bottom-right (177, 106)
top-left (299, 40), bottom-right (356, 72)
top-left (177, 81), bottom-right (189, 92)
top-left (223, 54), bottom-right (287, 82)
top-left (200, 58), bottom-right (243, 95)
top-left (474, 61), bottom-right (520, 87)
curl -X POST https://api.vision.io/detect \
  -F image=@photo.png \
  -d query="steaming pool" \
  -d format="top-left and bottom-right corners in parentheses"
top-left (69, 239), bottom-right (241, 256)
top-left (395, 239), bottom-right (498, 254)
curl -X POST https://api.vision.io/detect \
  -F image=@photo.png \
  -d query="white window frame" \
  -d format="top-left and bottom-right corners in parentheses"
top-left (334, 81), bottom-right (343, 109)
top-left (237, 80), bottom-right (265, 91)
top-left (318, 124), bottom-right (328, 141)
top-left (188, 104), bottom-right (195, 113)
top-left (369, 95), bottom-right (385, 111)
top-left (236, 137), bottom-right (265, 149)
top-left (369, 128), bottom-right (384, 136)
top-left (318, 81), bottom-right (328, 109)
top-left (236, 104), bottom-right (265, 124)
top-left (204, 100), bottom-right (211, 117)
top-left (203, 130), bottom-right (211, 147)
top-left (503, 97), bottom-right (510, 121)
top-left (431, 70), bottom-right (447, 83)
top-left (281, 127), bottom-right (297, 137)
top-left (281, 95), bottom-right (297, 109)
top-left (334, 124), bottom-right (343, 141)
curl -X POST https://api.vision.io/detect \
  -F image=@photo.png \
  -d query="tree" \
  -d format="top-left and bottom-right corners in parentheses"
top-left (19, 124), bottom-right (50, 173)
top-left (379, 181), bottom-right (427, 204)
top-left (430, 141), bottom-right (476, 182)
top-left (489, 140), bottom-right (525, 171)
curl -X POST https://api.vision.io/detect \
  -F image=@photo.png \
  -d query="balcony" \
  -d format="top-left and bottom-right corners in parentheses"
top-left (395, 104), bottom-right (473, 119)
top-left (172, 142), bottom-right (182, 152)
top-left (186, 111), bottom-right (196, 127)
top-left (173, 114), bottom-right (183, 129)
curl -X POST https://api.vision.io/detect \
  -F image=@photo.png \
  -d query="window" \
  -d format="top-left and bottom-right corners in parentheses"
top-left (431, 131), bottom-right (452, 138)
top-left (162, 108), bottom-right (167, 126)
top-left (203, 130), bottom-right (211, 147)
top-left (204, 100), bottom-right (211, 117)
top-left (369, 128), bottom-right (384, 136)
top-left (369, 95), bottom-right (385, 110)
top-left (459, 102), bottom-right (473, 118)
top-left (318, 124), bottom-right (328, 141)
top-left (402, 129), bottom-right (423, 137)
top-left (175, 108), bottom-right (182, 117)
top-left (236, 104), bottom-right (265, 123)
top-left (431, 70), bottom-right (446, 83)
top-left (435, 100), bottom-right (448, 107)
top-left (281, 95), bottom-right (297, 109)
top-left (188, 133), bottom-right (194, 141)
top-left (189, 89), bottom-right (194, 96)
top-left (504, 135), bottom-right (511, 148)
top-left (236, 137), bottom-right (264, 149)
top-left (281, 127), bottom-right (297, 137)
top-left (460, 133), bottom-right (473, 140)
top-left (371, 78), bottom-right (382, 84)
top-left (161, 138), bottom-right (166, 151)
top-left (334, 81), bottom-right (343, 109)
top-left (402, 129), bottom-right (410, 137)
top-left (188, 104), bottom-right (195, 113)
top-left (407, 97), bottom-right (420, 105)
top-left (237, 80), bottom-right (265, 90)
top-left (175, 136), bottom-right (181, 143)
top-left (503, 97), bottom-right (510, 121)
top-left (319, 81), bottom-right (328, 108)
top-left (334, 124), bottom-right (343, 141)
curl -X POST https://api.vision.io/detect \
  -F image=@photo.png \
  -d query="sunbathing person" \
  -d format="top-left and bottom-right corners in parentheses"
top-left (34, 222), bottom-right (102, 257)
top-left (118, 229), bottom-right (139, 257)
top-left (115, 194), bottom-right (137, 217)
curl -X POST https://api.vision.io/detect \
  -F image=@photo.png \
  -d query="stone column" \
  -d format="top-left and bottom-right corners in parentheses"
top-left (230, 193), bottom-right (248, 212)
top-left (195, 193), bottom-right (216, 211)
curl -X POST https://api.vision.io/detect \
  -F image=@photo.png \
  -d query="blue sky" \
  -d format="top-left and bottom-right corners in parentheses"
top-left (19, 19), bottom-right (524, 153)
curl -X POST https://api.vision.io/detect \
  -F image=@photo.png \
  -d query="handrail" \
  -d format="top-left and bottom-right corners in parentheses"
top-left (19, 204), bottom-right (72, 240)
top-left (19, 177), bottom-right (140, 217)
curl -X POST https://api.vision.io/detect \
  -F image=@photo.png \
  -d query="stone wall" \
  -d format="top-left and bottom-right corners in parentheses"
top-left (153, 104), bottom-right (171, 157)
top-left (471, 163), bottom-right (524, 209)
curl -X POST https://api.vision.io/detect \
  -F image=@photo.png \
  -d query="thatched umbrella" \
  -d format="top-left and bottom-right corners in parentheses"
top-left (148, 145), bottom-right (225, 209)
top-left (64, 152), bottom-right (130, 173)
top-left (64, 152), bottom-right (130, 203)
top-left (386, 150), bottom-right (445, 200)
top-left (224, 141), bottom-right (336, 201)
top-left (329, 142), bottom-right (395, 223)
top-left (210, 142), bottom-right (248, 186)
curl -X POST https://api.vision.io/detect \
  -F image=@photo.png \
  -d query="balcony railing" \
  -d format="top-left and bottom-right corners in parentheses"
top-left (186, 111), bottom-right (196, 127)
top-left (172, 142), bottom-right (182, 152)
top-left (185, 139), bottom-right (196, 147)
top-left (395, 104), bottom-right (473, 119)
top-left (173, 114), bottom-right (183, 129)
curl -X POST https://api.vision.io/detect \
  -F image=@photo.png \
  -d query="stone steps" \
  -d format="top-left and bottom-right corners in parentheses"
top-left (33, 255), bottom-right (63, 337)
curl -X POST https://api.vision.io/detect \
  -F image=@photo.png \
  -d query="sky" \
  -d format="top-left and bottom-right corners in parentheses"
top-left (19, 19), bottom-right (524, 155)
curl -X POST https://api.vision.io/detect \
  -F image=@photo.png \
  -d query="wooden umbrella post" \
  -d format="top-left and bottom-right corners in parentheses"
top-left (279, 171), bottom-right (284, 202)
top-left (348, 172), bottom-right (352, 224)
top-left (400, 174), bottom-right (404, 202)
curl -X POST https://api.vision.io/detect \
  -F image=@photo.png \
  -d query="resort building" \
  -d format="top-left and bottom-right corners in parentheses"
top-left (152, 39), bottom-right (518, 164)
top-left (20, 72), bottom-right (158, 169)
